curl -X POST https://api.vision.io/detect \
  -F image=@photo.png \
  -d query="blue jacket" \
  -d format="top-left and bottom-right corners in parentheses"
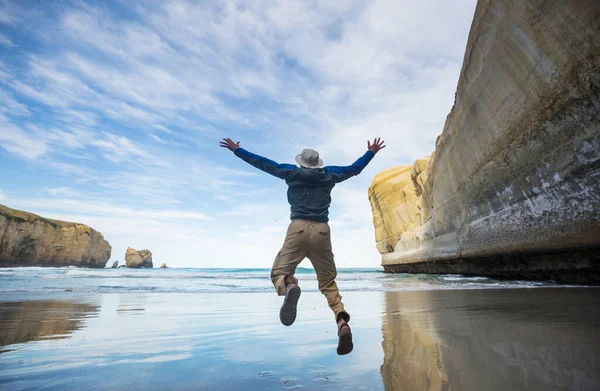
top-left (234, 148), bottom-right (375, 222)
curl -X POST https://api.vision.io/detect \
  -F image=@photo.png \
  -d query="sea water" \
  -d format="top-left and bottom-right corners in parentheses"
top-left (0, 266), bottom-right (561, 294)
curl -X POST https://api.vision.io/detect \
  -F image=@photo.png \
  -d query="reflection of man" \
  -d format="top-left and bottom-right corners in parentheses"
top-left (220, 137), bottom-right (386, 355)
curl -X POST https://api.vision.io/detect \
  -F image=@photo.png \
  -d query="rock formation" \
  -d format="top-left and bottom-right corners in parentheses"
top-left (160, 263), bottom-right (167, 268)
top-left (125, 247), bottom-right (153, 268)
top-left (111, 261), bottom-right (118, 268)
top-left (0, 204), bottom-right (112, 268)
top-left (138, 250), bottom-right (153, 268)
top-left (370, 157), bottom-right (430, 254)
top-left (369, 0), bottom-right (600, 284)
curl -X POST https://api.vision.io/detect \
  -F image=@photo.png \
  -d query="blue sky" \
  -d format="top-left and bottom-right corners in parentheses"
top-left (0, 0), bottom-right (476, 268)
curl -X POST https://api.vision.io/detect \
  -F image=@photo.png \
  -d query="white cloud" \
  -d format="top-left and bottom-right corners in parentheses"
top-left (0, 1), bottom-right (21, 26)
top-left (222, 203), bottom-right (272, 216)
top-left (0, 33), bottom-right (13, 47)
top-left (0, 116), bottom-right (48, 159)
top-left (212, 166), bottom-right (258, 177)
top-left (92, 132), bottom-right (147, 162)
top-left (47, 161), bottom-right (100, 182)
top-left (0, 0), bottom-right (477, 267)
top-left (2, 193), bottom-right (211, 222)
top-left (61, 110), bottom-right (99, 127)
top-left (0, 88), bottom-right (30, 116)
top-left (149, 133), bottom-right (171, 146)
top-left (45, 187), bottom-right (83, 197)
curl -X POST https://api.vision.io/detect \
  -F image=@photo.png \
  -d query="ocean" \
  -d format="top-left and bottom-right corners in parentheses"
top-left (0, 266), bottom-right (561, 294)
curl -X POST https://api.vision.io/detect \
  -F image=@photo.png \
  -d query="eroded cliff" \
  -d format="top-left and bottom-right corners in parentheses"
top-left (369, 157), bottom-right (430, 254)
top-left (369, 0), bottom-right (600, 283)
top-left (0, 204), bottom-right (111, 268)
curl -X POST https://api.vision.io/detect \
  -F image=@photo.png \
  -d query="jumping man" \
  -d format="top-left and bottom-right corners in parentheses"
top-left (220, 137), bottom-right (386, 355)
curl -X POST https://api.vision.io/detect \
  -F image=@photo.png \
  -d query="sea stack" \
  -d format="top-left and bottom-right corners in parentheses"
top-left (368, 0), bottom-right (600, 284)
top-left (160, 263), bottom-right (167, 268)
top-left (0, 204), bottom-right (112, 268)
top-left (125, 247), bottom-right (153, 268)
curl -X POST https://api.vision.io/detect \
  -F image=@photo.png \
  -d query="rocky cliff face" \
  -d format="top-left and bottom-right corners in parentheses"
top-left (370, 157), bottom-right (430, 254)
top-left (369, 0), bottom-right (600, 283)
top-left (0, 204), bottom-right (112, 268)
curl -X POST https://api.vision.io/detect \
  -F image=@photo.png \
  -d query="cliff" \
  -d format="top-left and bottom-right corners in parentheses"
top-left (0, 204), bottom-right (112, 268)
top-left (369, 0), bottom-right (600, 283)
top-left (370, 157), bottom-right (430, 254)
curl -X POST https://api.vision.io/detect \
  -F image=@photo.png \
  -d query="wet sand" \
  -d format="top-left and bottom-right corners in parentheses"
top-left (0, 288), bottom-right (599, 390)
top-left (380, 289), bottom-right (600, 391)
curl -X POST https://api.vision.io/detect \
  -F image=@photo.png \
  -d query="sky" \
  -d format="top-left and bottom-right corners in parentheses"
top-left (0, 0), bottom-right (476, 268)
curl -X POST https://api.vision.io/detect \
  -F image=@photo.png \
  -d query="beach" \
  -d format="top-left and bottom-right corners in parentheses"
top-left (1, 0), bottom-right (598, 389)
top-left (0, 269), bottom-right (599, 390)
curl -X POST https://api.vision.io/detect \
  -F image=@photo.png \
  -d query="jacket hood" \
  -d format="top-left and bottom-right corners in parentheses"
top-left (296, 167), bottom-right (328, 183)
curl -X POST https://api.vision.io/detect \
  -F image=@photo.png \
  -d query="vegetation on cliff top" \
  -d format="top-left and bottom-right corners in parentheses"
top-left (0, 204), bottom-right (77, 229)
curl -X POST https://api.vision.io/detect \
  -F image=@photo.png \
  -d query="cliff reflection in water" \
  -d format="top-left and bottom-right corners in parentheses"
top-left (0, 300), bottom-right (99, 347)
top-left (380, 289), bottom-right (600, 391)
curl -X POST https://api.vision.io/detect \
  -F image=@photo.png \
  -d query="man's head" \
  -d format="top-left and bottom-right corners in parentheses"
top-left (295, 149), bottom-right (323, 168)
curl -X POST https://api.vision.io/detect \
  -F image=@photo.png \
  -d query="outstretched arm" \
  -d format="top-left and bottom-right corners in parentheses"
top-left (326, 138), bottom-right (386, 183)
top-left (220, 138), bottom-right (296, 180)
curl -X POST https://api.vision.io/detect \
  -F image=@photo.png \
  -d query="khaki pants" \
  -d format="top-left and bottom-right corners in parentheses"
top-left (271, 219), bottom-right (350, 322)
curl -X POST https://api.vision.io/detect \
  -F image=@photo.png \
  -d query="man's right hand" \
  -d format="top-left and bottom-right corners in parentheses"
top-left (220, 138), bottom-right (240, 152)
top-left (368, 138), bottom-right (386, 154)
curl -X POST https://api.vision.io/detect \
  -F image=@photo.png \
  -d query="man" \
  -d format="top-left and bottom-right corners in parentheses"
top-left (220, 137), bottom-right (386, 355)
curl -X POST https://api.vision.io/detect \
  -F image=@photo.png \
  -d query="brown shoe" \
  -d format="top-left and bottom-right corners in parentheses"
top-left (279, 284), bottom-right (301, 326)
top-left (337, 322), bottom-right (353, 355)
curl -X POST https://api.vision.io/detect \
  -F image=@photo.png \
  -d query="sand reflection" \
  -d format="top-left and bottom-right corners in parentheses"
top-left (380, 289), bottom-right (600, 391)
top-left (0, 300), bottom-right (99, 347)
